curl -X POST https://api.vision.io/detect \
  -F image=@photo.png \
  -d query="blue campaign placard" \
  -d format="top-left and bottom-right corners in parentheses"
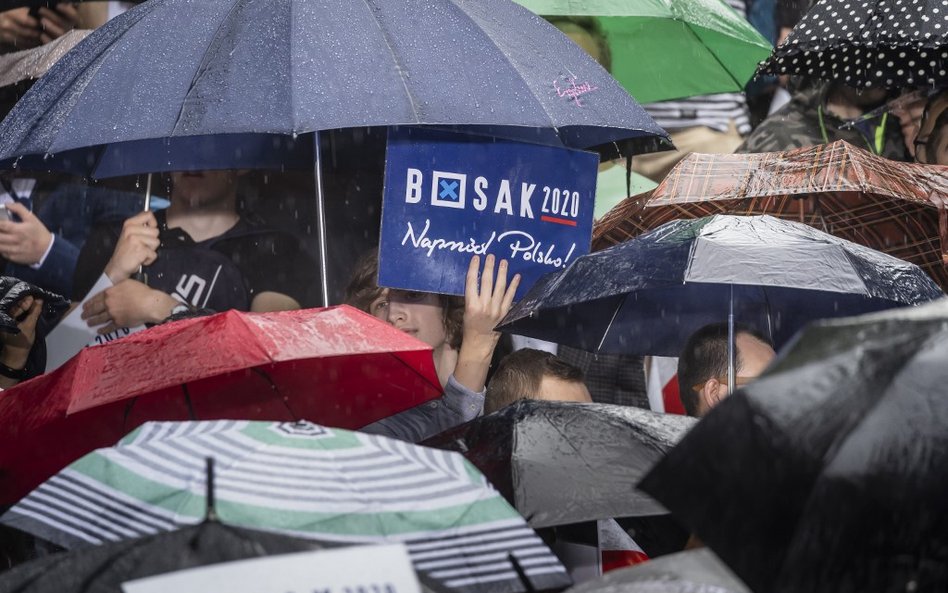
top-left (379, 127), bottom-right (598, 298)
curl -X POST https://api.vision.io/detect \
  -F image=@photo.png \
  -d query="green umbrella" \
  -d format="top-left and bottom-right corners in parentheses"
top-left (516, 0), bottom-right (772, 103)
top-left (1, 420), bottom-right (571, 593)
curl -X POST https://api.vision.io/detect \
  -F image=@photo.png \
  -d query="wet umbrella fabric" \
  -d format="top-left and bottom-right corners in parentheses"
top-left (499, 214), bottom-right (943, 355)
top-left (591, 141), bottom-right (948, 289)
top-left (0, 521), bottom-right (332, 593)
top-left (564, 548), bottom-right (750, 593)
top-left (0, 0), bottom-right (669, 178)
top-left (756, 0), bottom-right (948, 89)
top-left (515, 0), bottom-right (772, 104)
top-left (1, 419), bottom-right (571, 593)
top-left (639, 298), bottom-right (948, 593)
top-left (0, 30), bottom-right (91, 89)
top-left (0, 305), bottom-right (443, 506)
top-left (424, 400), bottom-right (696, 528)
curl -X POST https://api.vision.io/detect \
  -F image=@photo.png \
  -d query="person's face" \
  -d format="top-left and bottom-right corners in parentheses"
top-left (369, 288), bottom-right (448, 350)
top-left (536, 375), bottom-right (592, 404)
top-left (170, 170), bottom-right (239, 208)
top-left (696, 332), bottom-right (776, 416)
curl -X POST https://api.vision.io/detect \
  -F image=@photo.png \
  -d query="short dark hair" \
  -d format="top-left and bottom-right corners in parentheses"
top-left (544, 15), bottom-right (612, 74)
top-left (343, 249), bottom-right (464, 349)
top-left (485, 348), bottom-right (585, 414)
top-left (677, 323), bottom-right (771, 417)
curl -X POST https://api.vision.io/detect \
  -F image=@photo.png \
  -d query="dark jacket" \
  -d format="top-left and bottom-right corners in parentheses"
top-left (738, 83), bottom-right (910, 161)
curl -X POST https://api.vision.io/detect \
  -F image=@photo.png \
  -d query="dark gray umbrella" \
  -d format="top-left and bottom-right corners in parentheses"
top-left (756, 0), bottom-right (948, 89)
top-left (0, 521), bottom-right (457, 593)
top-left (424, 399), bottom-right (695, 528)
top-left (0, 520), bottom-right (332, 593)
top-left (639, 297), bottom-right (948, 593)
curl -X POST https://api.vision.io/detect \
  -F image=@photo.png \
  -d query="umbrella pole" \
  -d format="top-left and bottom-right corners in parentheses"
top-left (205, 457), bottom-right (219, 522)
top-left (314, 131), bottom-right (330, 307)
top-left (131, 173), bottom-right (152, 285)
top-left (728, 284), bottom-right (736, 395)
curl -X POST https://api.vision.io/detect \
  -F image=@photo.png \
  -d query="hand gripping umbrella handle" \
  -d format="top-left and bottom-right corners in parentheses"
top-left (131, 173), bottom-right (152, 285)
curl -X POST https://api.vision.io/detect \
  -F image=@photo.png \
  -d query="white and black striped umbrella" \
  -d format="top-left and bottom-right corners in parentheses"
top-left (1, 420), bottom-right (570, 593)
top-left (757, 0), bottom-right (948, 89)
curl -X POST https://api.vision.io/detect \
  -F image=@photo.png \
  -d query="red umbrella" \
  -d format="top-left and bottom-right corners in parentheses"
top-left (0, 305), bottom-right (441, 505)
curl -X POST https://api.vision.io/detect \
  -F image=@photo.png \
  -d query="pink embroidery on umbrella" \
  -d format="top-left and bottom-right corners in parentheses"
top-left (554, 77), bottom-right (598, 106)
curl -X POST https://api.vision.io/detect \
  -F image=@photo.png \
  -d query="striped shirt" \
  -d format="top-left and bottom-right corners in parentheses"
top-left (643, 0), bottom-right (753, 134)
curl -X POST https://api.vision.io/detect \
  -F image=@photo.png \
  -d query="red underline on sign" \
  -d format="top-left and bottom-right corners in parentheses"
top-left (540, 215), bottom-right (577, 227)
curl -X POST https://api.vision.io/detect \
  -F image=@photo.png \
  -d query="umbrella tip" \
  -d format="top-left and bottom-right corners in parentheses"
top-left (205, 457), bottom-right (219, 523)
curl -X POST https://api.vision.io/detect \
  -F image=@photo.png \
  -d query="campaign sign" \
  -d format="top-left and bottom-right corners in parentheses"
top-left (379, 128), bottom-right (598, 298)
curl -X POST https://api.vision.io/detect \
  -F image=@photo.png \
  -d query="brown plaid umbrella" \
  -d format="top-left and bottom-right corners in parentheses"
top-left (595, 140), bottom-right (948, 290)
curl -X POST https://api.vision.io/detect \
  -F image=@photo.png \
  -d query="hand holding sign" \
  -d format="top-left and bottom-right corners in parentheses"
top-left (379, 128), bottom-right (597, 299)
top-left (454, 254), bottom-right (520, 394)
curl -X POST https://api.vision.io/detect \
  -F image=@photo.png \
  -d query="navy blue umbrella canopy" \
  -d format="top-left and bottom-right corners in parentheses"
top-left (498, 214), bottom-right (944, 355)
top-left (0, 0), bottom-right (669, 177)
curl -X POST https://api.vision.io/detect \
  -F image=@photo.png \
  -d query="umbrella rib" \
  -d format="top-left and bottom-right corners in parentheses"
top-left (248, 367), bottom-right (299, 421)
top-left (386, 351), bottom-right (443, 396)
top-left (168, 0), bottom-right (248, 135)
top-left (596, 293), bottom-right (628, 352)
top-left (358, 0), bottom-right (421, 121)
top-left (440, 0), bottom-right (560, 130)
top-left (674, 22), bottom-right (744, 96)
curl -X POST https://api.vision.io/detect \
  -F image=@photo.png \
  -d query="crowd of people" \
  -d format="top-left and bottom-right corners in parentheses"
top-left (0, 0), bottom-right (946, 587)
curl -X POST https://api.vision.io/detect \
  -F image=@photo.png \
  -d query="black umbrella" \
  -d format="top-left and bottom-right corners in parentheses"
top-left (0, 520), bottom-right (459, 593)
top-left (756, 0), bottom-right (948, 89)
top-left (639, 297), bottom-right (948, 593)
top-left (424, 399), bottom-right (695, 528)
top-left (0, 520), bottom-right (332, 593)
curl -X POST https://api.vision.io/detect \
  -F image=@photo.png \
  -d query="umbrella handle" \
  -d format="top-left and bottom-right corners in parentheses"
top-left (131, 173), bottom-right (153, 285)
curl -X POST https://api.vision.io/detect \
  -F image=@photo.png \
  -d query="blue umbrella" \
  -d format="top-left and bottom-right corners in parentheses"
top-left (498, 215), bottom-right (943, 365)
top-left (0, 0), bottom-right (669, 303)
top-left (0, 0), bottom-right (669, 175)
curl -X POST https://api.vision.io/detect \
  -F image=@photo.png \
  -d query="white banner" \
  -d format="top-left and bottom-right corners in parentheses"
top-left (122, 544), bottom-right (421, 593)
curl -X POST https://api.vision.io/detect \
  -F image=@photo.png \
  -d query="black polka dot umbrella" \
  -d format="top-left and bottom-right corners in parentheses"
top-left (757, 0), bottom-right (948, 89)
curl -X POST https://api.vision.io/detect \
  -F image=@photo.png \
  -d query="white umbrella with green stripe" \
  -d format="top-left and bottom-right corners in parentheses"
top-left (2, 420), bottom-right (570, 593)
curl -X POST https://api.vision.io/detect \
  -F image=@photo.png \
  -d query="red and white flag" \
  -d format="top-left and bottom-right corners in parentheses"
top-left (599, 519), bottom-right (649, 572)
top-left (646, 356), bottom-right (684, 415)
